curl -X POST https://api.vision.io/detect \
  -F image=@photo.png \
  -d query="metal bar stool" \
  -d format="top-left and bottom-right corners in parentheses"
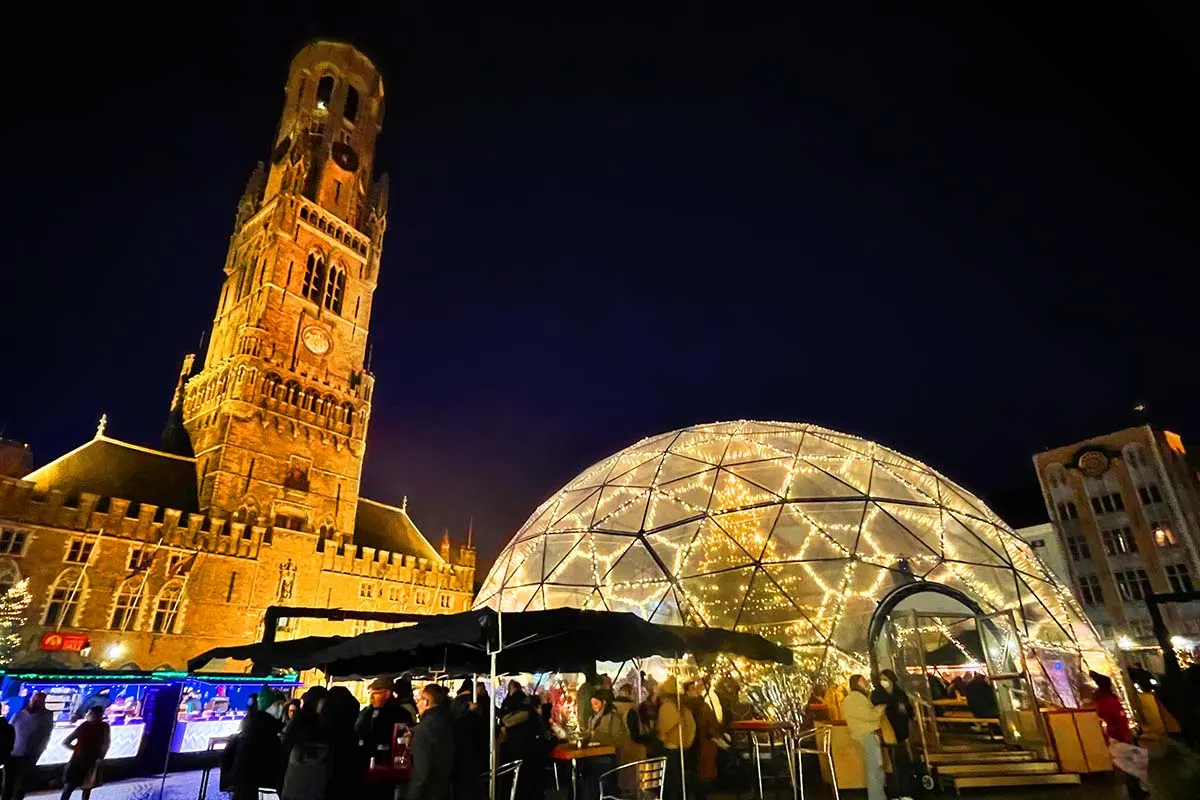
top-left (750, 730), bottom-right (793, 800)
top-left (597, 756), bottom-right (668, 800)
top-left (792, 726), bottom-right (838, 800)
top-left (481, 759), bottom-right (523, 800)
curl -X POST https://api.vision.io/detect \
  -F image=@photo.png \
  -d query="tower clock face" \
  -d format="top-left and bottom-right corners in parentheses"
top-left (331, 141), bottom-right (360, 172)
top-left (301, 325), bottom-right (332, 356)
top-left (272, 135), bottom-right (292, 164)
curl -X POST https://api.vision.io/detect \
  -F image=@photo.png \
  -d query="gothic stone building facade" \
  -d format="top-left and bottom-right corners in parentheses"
top-left (0, 41), bottom-right (475, 671)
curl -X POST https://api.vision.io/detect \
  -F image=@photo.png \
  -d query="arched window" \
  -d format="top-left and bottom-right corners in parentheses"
top-left (303, 253), bottom-right (326, 303)
top-left (283, 380), bottom-right (301, 405)
top-left (342, 402), bottom-right (355, 426)
top-left (344, 86), bottom-right (360, 123)
top-left (152, 582), bottom-right (184, 633)
top-left (302, 390), bottom-right (319, 412)
top-left (262, 372), bottom-right (281, 400)
top-left (110, 581), bottom-right (141, 631)
top-left (0, 560), bottom-right (21, 597)
top-left (324, 267), bottom-right (345, 314)
top-left (1045, 464), bottom-right (1067, 489)
top-left (316, 76), bottom-right (335, 111)
top-left (233, 502), bottom-right (258, 525)
top-left (45, 570), bottom-right (86, 627)
top-left (1123, 444), bottom-right (1147, 469)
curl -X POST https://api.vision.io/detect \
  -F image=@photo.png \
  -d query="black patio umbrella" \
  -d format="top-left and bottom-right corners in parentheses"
top-left (187, 634), bottom-right (348, 673)
top-left (188, 607), bottom-right (794, 676)
top-left (316, 608), bottom-right (792, 677)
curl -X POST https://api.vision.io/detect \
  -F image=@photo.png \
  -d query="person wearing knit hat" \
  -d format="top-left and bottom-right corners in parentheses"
top-left (257, 686), bottom-right (285, 715)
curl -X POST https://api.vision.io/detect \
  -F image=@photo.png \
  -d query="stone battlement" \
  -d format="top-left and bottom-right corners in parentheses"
top-left (0, 474), bottom-right (465, 588)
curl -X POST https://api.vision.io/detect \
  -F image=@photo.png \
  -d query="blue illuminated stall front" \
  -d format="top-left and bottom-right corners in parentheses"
top-left (170, 674), bottom-right (302, 753)
top-left (0, 671), bottom-right (163, 767)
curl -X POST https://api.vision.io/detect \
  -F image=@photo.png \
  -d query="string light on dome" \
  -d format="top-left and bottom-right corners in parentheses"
top-left (479, 421), bottom-right (1117, 707)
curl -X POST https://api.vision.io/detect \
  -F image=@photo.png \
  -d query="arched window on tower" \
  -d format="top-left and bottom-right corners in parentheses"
top-left (45, 570), bottom-right (86, 627)
top-left (342, 402), bottom-right (355, 429)
top-left (324, 267), bottom-right (345, 315)
top-left (316, 76), bottom-right (335, 111)
top-left (263, 373), bottom-right (281, 401)
top-left (344, 86), bottom-right (360, 123)
top-left (303, 254), bottom-right (327, 304)
top-left (152, 582), bottom-right (184, 633)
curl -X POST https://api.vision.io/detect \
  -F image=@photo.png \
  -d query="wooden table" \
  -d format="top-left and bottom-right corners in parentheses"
top-left (551, 743), bottom-right (617, 800)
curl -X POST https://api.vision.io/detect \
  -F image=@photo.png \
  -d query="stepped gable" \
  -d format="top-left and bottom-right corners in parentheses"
top-left (24, 436), bottom-right (199, 513)
top-left (354, 497), bottom-right (444, 564)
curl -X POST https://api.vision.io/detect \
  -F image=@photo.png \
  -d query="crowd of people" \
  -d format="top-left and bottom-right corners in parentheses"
top-left (214, 668), bottom-right (749, 800)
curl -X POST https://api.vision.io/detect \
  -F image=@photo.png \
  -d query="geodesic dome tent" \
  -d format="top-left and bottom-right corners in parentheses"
top-left (474, 421), bottom-right (1116, 696)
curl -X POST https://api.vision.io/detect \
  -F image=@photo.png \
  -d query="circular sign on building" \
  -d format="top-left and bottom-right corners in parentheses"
top-left (302, 325), bottom-right (332, 356)
top-left (1077, 449), bottom-right (1110, 477)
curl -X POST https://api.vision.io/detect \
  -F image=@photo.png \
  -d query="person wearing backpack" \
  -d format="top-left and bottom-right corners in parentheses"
top-left (656, 677), bottom-right (695, 800)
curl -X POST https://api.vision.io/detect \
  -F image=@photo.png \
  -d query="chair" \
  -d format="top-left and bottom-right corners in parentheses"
top-left (750, 730), bottom-right (794, 799)
top-left (598, 756), bottom-right (668, 800)
top-left (791, 726), bottom-right (838, 800)
top-left (481, 758), bottom-right (523, 800)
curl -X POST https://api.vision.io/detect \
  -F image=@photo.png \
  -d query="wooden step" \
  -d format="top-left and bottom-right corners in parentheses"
top-left (951, 773), bottom-right (1081, 789)
top-left (932, 742), bottom-right (1008, 754)
top-left (925, 750), bottom-right (1032, 764)
top-left (938, 761), bottom-right (1060, 776)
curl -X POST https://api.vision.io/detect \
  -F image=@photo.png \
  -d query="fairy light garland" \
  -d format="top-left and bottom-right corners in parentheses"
top-left (475, 420), bottom-right (1119, 713)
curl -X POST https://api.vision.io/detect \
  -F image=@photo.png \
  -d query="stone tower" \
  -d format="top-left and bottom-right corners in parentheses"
top-left (183, 41), bottom-right (388, 536)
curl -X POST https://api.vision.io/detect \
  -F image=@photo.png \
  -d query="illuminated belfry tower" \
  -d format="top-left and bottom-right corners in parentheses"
top-left (181, 41), bottom-right (388, 536)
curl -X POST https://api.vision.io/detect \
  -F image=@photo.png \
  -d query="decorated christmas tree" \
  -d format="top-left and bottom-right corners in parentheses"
top-left (0, 579), bottom-right (32, 664)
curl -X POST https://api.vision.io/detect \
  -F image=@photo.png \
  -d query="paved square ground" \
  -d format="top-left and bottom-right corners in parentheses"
top-left (28, 769), bottom-right (1132, 800)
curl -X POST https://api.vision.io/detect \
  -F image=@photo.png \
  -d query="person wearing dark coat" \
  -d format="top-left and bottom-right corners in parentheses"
top-left (355, 676), bottom-right (414, 765)
top-left (282, 687), bottom-right (327, 761)
top-left (451, 681), bottom-right (489, 800)
top-left (499, 681), bottom-right (547, 800)
top-left (408, 685), bottom-right (456, 800)
top-left (323, 686), bottom-right (364, 799)
top-left (870, 670), bottom-right (914, 800)
top-left (230, 687), bottom-right (285, 800)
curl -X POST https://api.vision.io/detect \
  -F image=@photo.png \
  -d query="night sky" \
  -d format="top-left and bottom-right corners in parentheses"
top-left (3, 4), bottom-right (1198, 574)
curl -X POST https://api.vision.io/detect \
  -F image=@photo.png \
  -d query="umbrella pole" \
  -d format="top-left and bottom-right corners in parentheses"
top-left (489, 651), bottom-right (498, 800)
top-left (677, 663), bottom-right (687, 800)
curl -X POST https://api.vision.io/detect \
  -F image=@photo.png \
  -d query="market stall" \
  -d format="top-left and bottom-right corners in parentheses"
top-left (0, 669), bottom-right (163, 767)
top-left (170, 673), bottom-right (302, 753)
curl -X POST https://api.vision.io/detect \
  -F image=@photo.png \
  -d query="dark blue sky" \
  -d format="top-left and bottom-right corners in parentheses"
top-left (2, 4), bottom-right (1197, 571)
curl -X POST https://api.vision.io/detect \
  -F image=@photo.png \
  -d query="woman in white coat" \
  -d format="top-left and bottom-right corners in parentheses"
top-left (842, 674), bottom-right (885, 800)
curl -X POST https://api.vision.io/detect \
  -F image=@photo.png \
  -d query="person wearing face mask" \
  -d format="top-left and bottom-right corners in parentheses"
top-left (229, 686), bottom-right (285, 800)
top-left (843, 675), bottom-right (885, 800)
top-left (870, 670), bottom-right (914, 800)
